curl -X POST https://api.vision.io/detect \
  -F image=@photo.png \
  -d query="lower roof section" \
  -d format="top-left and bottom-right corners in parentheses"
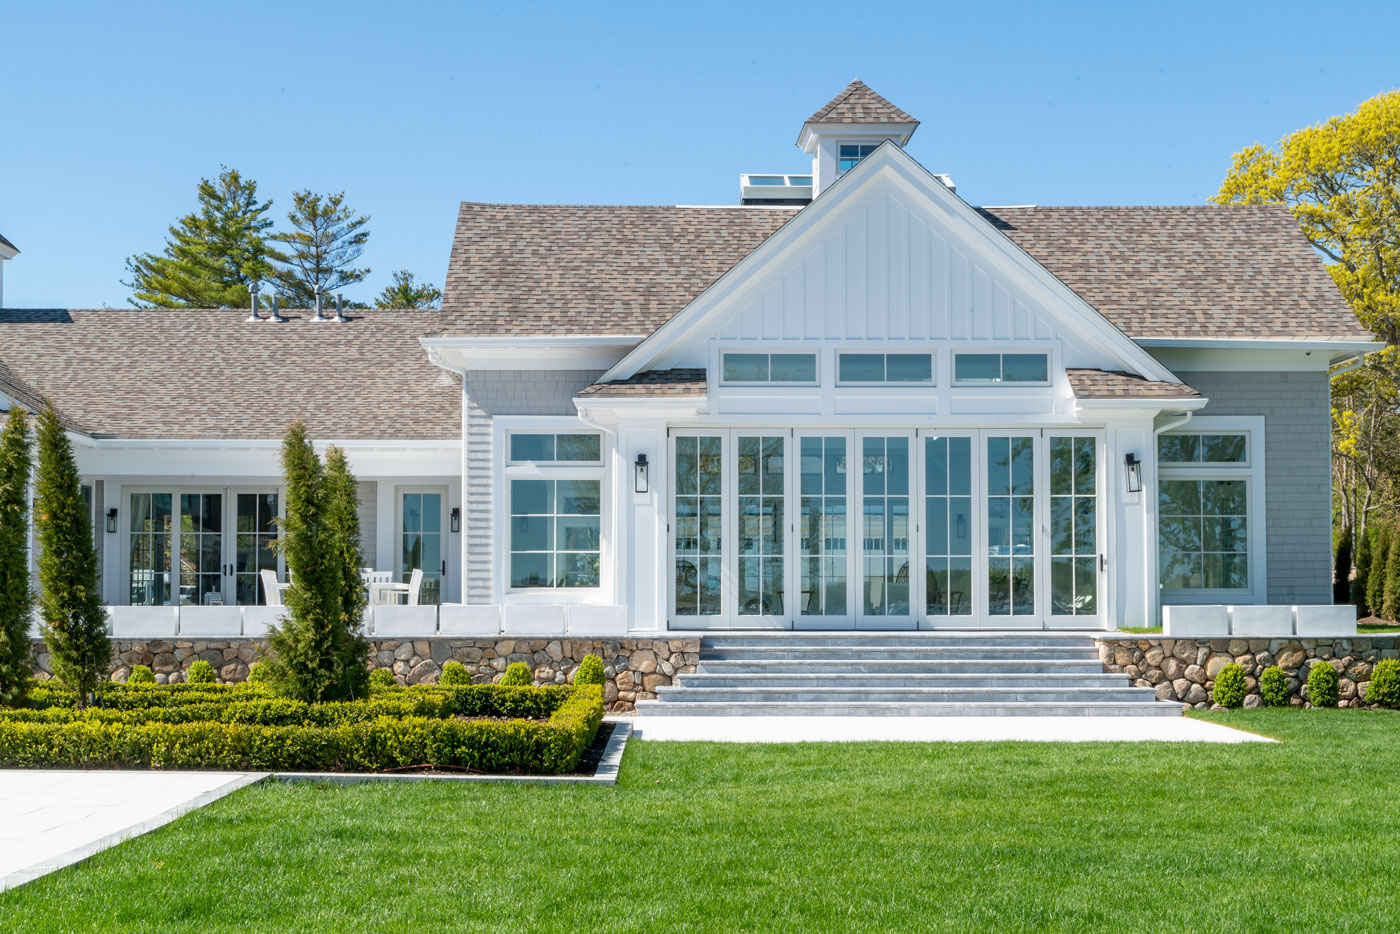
top-left (1066, 368), bottom-right (1200, 400)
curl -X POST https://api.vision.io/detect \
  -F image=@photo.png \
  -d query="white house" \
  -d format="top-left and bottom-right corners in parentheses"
top-left (0, 81), bottom-right (1378, 643)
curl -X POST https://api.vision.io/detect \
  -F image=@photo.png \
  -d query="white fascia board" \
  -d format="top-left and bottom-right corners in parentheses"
top-left (797, 122), bottom-right (918, 151)
top-left (75, 438), bottom-right (461, 479)
top-left (1135, 337), bottom-right (1382, 368)
top-left (574, 397), bottom-right (708, 421)
top-left (421, 335), bottom-right (641, 372)
top-left (0, 245), bottom-right (17, 260)
top-left (603, 142), bottom-right (1179, 386)
top-left (1074, 396), bottom-right (1210, 413)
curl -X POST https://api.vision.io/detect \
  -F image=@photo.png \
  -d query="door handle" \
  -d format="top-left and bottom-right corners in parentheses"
top-left (441, 560), bottom-right (447, 575)
top-left (1100, 554), bottom-right (1107, 572)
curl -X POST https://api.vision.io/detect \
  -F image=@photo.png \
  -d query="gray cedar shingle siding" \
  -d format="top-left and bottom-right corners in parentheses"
top-left (1173, 370), bottom-right (1333, 605)
top-left (463, 370), bottom-right (604, 603)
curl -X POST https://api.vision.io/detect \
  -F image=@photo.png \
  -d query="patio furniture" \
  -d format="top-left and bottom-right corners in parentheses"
top-left (260, 570), bottom-right (290, 607)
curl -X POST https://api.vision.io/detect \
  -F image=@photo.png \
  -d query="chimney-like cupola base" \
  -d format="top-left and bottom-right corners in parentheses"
top-left (796, 80), bottom-right (920, 196)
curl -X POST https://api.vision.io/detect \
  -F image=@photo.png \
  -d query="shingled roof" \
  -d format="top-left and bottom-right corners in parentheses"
top-left (805, 80), bottom-right (917, 126)
top-left (0, 309), bottom-right (460, 440)
top-left (1066, 369), bottom-right (1200, 400)
top-left (579, 368), bottom-right (708, 397)
top-left (441, 202), bottom-right (1368, 342)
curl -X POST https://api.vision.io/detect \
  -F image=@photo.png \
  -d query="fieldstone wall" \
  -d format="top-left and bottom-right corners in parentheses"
top-left (1096, 636), bottom-right (1399, 710)
top-left (29, 637), bottom-right (699, 713)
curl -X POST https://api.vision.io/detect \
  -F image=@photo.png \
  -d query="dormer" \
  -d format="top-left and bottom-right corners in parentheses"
top-left (796, 80), bottom-right (919, 196)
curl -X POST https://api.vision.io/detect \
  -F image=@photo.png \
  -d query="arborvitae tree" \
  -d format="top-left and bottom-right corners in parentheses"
top-left (0, 408), bottom-right (33, 705)
top-left (1334, 526), bottom-right (1353, 605)
top-left (123, 167), bottom-right (282, 308)
top-left (35, 406), bottom-right (109, 705)
top-left (324, 445), bottom-right (370, 698)
top-left (1367, 524), bottom-right (1392, 618)
top-left (1354, 526), bottom-right (1374, 617)
top-left (263, 423), bottom-right (369, 701)
top-left (1384, 528), bottom-right (1400, 622)
top-left (273, 191), bottom-right (370, 305)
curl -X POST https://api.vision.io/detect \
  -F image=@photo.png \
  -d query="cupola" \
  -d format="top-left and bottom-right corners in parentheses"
top-left (796, 80), bottom-right (919, 196)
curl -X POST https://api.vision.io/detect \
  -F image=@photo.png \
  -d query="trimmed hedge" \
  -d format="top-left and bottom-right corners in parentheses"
top-left (1212, 663), bottom-right (1246, 709)
top-left (1368, 659), bottom-right (1400, 708)
top-left (368, 668), bottom-right (396, 688)
top-left (1260, 666), bottom-right (1289, 707)
top-left (439, 661), bottom-right (469, 686)
top-left (0, 685), bottom-right (603, 774)
top-left (186, 660), bottom-right (216, 684)
top-left (1307, 663), bottom-right (1340, 708)
top-left (501, 662), bottom-right (532, 686)
top-left (575, 654), bottom-right (605, 686)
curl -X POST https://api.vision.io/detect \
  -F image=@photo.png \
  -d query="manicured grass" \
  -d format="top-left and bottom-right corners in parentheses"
top-left (1357, 622), bottom-right (1400, 634)
top-left (3, 710), bottom-right (1398, 932)
top-left (1114, 625), bottom-right (1162, 634)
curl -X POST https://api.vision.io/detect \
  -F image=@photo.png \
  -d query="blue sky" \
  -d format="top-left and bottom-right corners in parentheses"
top-left (2, 0), bottom-right (1396, 308)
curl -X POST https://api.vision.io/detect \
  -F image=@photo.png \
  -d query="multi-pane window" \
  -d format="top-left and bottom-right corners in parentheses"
top-left (987, 436), bottom-right (1036, 616)
top-left (1049, 437), bottom-right (1098, 615)
top-left (235, 493), bottom-right (279, 606)
top-left (509, 479), bottom-right (601, 589)
top-left (800, 437), bottom-right (848, 617)
top-left (400, 491), bottom-right (444, 604)
top-left (861, 436), bottom-right (911, 616)
top-left (736, 436), bottom-right (785, 616)
top-left (674, 436), bottom-right (723, 615)
top-left (129, 492), bottom-right (173, 606)
top-left (924, 436), bottom-right (972, 616)
top-left (839, 143), bottom-right (879, 172)
top-left (720, 352), bottom-right (817, 384)
top-left (1158, 431), bottom-right (1252, 592)
top-left (837, 352), bottom-right (933, 385)
top-left (179, 493), bottom-right (223, 606)
top-left (508, 432), bottom-right (601, 463)
top-left (954, 353), bottom-right (1049, 384)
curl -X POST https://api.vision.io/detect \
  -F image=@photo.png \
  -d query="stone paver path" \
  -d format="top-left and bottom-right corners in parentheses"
top-left (0, 770), bottom-right (265, 892)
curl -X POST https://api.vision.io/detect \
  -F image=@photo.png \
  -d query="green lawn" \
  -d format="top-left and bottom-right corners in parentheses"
top-left (3, 710), bottom-right (1397, 933)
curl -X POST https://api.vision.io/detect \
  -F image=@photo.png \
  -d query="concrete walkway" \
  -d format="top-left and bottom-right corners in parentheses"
top-left (0, 770), bottom-right (266, 892)
top-left (625, 715), bottom-right (1273, 744)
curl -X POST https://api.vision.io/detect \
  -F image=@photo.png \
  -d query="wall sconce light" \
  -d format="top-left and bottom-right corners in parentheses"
top-left (1124, 453), bottom-right (1143, 494)
top-left (106, 508), bottom-right (118, 533)
top-left (449, 507), bottom-right (461, 533)
top-left (634, 453), bottom-right (650, 494)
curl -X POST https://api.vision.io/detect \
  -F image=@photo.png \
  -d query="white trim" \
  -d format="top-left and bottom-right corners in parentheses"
top-left (601, 143), bottom-right (1178, 386)
top-left (1134, 337), bottom-right (1382, 351)
top-left (422, 335), bottom-right (640, 372)
top-left (1156, 415), bottom-right (1267, 606)
top-left (393, 484), bottom-right (450, 603)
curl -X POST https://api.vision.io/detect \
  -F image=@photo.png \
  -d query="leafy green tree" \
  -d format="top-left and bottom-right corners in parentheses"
top-left (374, 270), bottom-right (442, 309)
top-left (273, 191), bottom-right (371, 305)
top-left (1333, 526), bottom-right (1353, 605)
top-left (1354, 525), bottom-right (1374, 616)
top-left (324, 445), bottom-right (370, 697)
top-left (35, 406), bottom-right (109, 705)
top-left (124, 167), bottom-right (282, 308)
top-left (263, 422), bottom-right (368, 701)
top-left (0, 408), bottom-right (33, 705)
top-left (1367, 524), bottom-right (1392, 618)
top-left (1383, 527), bottom-right (1400, 622)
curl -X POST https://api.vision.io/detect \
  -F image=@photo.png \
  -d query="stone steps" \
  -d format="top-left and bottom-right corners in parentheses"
top-left (634, 632), bottom-right (1181, 718)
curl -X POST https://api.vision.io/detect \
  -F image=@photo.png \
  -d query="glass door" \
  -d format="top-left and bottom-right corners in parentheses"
top-left (796, 433), bottom-right (853, 629)
top-left (985, 435), bottom-right (1040, 628)
top-left (233, 491), bottom-right (281, 606)
top-left (400, 489), bottom-right (445, 605)
top-left (1047, 434), bottom-right (1104, 628)
top-left (922, 434), bottom-right (975, 627)
top-left (735, 434), bottom-right (788, 627)
top-left (857, 433), bottom-right (914, 629)
top-left (672, 434), bottom-right (726, 626)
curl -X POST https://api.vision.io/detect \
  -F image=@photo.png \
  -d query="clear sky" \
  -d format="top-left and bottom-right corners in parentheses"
top-left (2, 0), bottom-right (1396, 308)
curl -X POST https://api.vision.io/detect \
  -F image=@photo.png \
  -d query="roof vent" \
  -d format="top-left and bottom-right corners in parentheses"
top-left (268, 292), bottom-right (287, 323)
top-left (739, 173), bottom-right (813, 206)
top-left (247, 282), bottom-right (262, 322)
top-left (333, 293), bottom-right (349, 323)
top-left (310, 287), bottom-right (329, 322)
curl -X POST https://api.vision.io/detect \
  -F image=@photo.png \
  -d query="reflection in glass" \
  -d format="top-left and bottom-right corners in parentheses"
top-left (675, 436), bottom-right (724, 615)
top-left (862, 437), bottom-right (910, 616)
top-left (1049, 437), bottom-right (1097, 615)
top-left (925, 436), bottom-right (972, 616)
top-left (800, 437), bottom-right (847, 616)
top-left (988, 436), bottom-right (1035, 615)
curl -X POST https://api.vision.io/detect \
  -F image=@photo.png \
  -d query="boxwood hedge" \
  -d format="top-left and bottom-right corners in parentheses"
top-left (0, 684), bottom-right (603, 775)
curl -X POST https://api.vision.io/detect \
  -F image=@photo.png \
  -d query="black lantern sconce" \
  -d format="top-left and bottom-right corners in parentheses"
top-left (449, 507), bottom-right (461, 533)
top-left (105, 508), bottom-right (118, 533)
top-left (634, 453), bottom-right (650, 494)
top-left (1124, 453), bottom-right (1143, 494)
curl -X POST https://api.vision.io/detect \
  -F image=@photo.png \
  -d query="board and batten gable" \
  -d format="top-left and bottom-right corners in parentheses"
top-left (633, 148), bottom-right (1181, 417)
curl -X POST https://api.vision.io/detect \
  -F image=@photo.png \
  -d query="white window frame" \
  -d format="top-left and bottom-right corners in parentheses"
top-left (951, 350), bottom-right (1053, 387)
top-left (835, 351), bottom-right (935, 387)
top-left (494, 416), bottom-right (610, 604)
top-left (395, 484), bottom-right (450, 603)
top-left (837, 141), bottom-right (880, 174)
top-left (504, 429), bottom-right (604, 466)
top-left (1156, 415), bottom-right (1267, 605)
top-left (718, 350), bottom-right (821, 387)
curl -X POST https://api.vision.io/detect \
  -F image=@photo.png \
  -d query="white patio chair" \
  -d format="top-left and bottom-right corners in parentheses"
top-left (406, 568), bottom-right (424, 606)
top-left (260, 570), bottom-right (282, 606)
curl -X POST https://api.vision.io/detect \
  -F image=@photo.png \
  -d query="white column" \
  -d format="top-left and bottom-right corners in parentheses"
top-left (623, 422), bottom-right (668, 632)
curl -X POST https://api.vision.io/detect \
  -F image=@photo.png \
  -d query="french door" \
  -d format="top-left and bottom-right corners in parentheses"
top-left (669, 428), bottom-right (1105, 629)
top-left (127, 487), bottom-right (282, 607)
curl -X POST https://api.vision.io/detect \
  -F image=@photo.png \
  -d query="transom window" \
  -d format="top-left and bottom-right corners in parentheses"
top-left (953, 352), bottom-right (1050, 385)
top-left (839, 143), bottom-right (879, 172)
top-left (1158, 434), bottom-right (1247, 464)
top-left (720, 352), bottom-right (818, 384)
top-left (508, 432), bottom-right (601, 464)
top-left (509, 479), bottom-right (601, 589)
top-left (837, 352), bottom-right (933, 385)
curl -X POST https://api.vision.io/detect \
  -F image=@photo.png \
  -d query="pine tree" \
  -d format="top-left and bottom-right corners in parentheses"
top-left (1333, 526), bottom-right (1353, 605)
top-left (374, 270), bottom-right (442, 309)
top-left (123, 168), bottom-right (283, 308)
top-left (35, 406), bottom-right (109, 704)
top-left (273, 191), bottom-right (370, 305)
top-left (263, 423), bottom-right (369, 701)
top-left (0, 408), bottom-right (33, 705)
top-left (1384, 527), bottom-right (1400, 622)
top-left (324, 445), bottom-right (370, 698)
top-left (1354, 525), bottom-right (1374, 617)
top-left (1367, 524), bottom-right (1392, 618)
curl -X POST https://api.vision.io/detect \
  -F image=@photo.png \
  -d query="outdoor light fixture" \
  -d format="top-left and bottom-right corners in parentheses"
top-left (1124, 453), bottom-right (1143, 494)
top-left (106, 508), bottom-right (118, 533)
top-left (450, 507), bottom-right (460, 533)
top-left (634, 453), bottom-right (650, 494)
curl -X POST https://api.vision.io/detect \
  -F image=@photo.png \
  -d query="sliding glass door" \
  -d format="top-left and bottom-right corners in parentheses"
top-left (796, 434), bottom-right (851, 628)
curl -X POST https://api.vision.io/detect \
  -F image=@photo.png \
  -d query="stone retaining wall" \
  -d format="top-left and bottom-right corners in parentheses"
top-left (1096, 636), bottom-right (1399, 709)
top-left (29, 637), bottom-right (699, 713)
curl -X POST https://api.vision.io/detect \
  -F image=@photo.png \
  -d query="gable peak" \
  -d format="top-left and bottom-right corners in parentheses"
top-left (805, 79), bottom-right (919, 127)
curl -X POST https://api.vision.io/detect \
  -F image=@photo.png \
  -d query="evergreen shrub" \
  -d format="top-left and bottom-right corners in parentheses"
top-left (186, 660), bottom-right (216, 684)
top-left (1260, 666), bottom-right (1290, 707)
top-left (575, 654), bottom-right (605, 686)
top-left (1307, 663), bottom-right (1340, 708)
top-left (1212, 663), bottom-right (1247, 708)
top-left (369, 668), bottom-right (396, 688)
top-left (128, 665), bottom-right (155, 685)
top-left (1365, 658), bottom-right (1400, 708)
top-left (501, 662), bottom-right (532, 686)
top-left (439, 661), bottom-right (469, 686)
